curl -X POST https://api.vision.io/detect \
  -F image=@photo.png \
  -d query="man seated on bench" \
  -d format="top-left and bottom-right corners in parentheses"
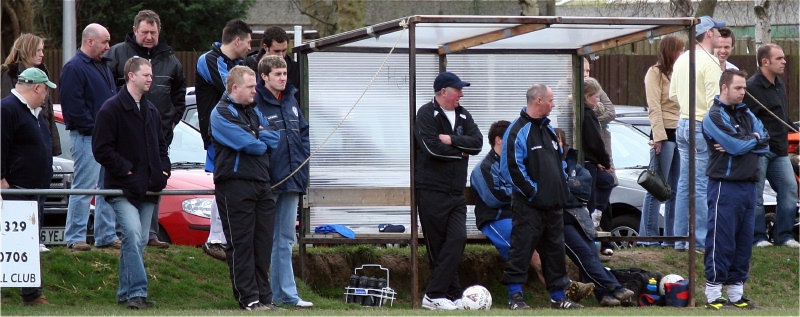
top-left (470, 120), bottom-right (594, 304)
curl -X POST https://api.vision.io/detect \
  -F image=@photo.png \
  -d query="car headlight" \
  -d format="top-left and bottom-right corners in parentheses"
top-left (181, 198), bottom-right (213, 218)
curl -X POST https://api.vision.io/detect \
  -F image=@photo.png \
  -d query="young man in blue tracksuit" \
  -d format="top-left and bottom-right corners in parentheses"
top-left (702, 69), bottom-right (769, 310)
top-left (209, 66), bottom-right (281, 311)
top-left (254, 55), bottom-right (313, 308)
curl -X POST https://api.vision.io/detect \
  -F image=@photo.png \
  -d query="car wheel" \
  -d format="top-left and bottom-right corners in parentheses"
top-left (765, 212), bottom-right (776, 243)
top-left (610, 214), bottom-right (639, 250)
top-left (157, 224), bottom-right (171, 244)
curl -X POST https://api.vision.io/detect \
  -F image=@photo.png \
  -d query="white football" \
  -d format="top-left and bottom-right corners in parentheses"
top-left (659, 274), bottom-right (684, 295)
top-left (461, 285), bottom-right (492, 310)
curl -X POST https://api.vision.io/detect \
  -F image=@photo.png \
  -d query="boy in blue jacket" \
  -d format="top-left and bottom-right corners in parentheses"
top-left (702, 69), bottom-right (769, 310)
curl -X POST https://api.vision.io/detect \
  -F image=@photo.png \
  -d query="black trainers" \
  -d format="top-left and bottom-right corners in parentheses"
top-left (551, 297), bottom-right (583, 309)
top-left (124, 296), bottom-right (155, 309)
top-left (705, 297), bottom-right (731, 310)
top-left (507, 292), bottom-right (531, 310)
top-left (565, 281), bottom-right (594, 302)
top-left (729, 296), bottom-right (757, 309)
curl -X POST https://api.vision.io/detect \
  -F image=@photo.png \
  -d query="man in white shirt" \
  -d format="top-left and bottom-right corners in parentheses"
top-left (716, 27), bottom-right (739, 71)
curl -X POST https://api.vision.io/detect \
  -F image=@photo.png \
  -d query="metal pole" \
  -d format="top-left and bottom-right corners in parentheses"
top-left (62, 0), bottom-right (76, 65)
top-left (408, 20), bottom-right (419, 310)
top-left (687, 22), bottom-right (697, 308)
top-left (294, 25), bottom-right (302, 62)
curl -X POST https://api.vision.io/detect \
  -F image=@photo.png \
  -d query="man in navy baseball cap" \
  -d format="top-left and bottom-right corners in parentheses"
top-left (696, 16), bottom-right (726, 36)
top-left (433, 71), bottom-right (470, 92)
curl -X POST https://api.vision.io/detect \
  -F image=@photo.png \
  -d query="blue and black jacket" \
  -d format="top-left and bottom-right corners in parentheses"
top-left (196, 43), bottom-right (245, 149)
top-left (702, 97), bottom-right (770, 182)
top-left (59, 49), bottom-right (117, 135)
top-left (210, 93), bottom-right (280, 183)
top-left (500, 108), bottom-right (568, 210)
top-left (470, 149), bottom-right (512, 230)
top-left (255, 82), bottom-right (309, 193)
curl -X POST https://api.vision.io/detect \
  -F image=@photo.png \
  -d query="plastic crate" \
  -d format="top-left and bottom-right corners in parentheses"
top-left (343, 264), bottom-right (396, 307)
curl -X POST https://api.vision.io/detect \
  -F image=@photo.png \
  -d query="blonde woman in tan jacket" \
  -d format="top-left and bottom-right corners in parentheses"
top-left (638, 35), bottom-right (685, 247)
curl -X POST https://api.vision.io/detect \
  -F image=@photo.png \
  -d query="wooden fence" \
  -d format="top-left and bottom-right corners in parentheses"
top-left (44, 40), bottom-right (798, 120)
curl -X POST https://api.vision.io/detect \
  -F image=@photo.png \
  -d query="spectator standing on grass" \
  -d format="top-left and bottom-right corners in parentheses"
top-left (1, 33), bottom-right (61, 253)
top-left (669, 16), bottom-right (725, 252)
top-left (415, 71), bottom-right (483, 310)
top-left (105, 9), bottom-right (186, 249)
top-left (1, 67), bottom-right (57, 306)
top-left (702, 69), bottom-right (768, 310)
top-left (744, 44), bottom-right (800, 249)
top-left (638, 35), bottom-right (685, 247)
top-left (93, 57), bottom-right (171, 309)
top-left (60, 23), bottom-right (121, 251)
top-left (210, 66), bottom-right (282, 311)
top-left (500, 84), bottom-right (581, 310)
top-left (196, 19), bottom-right (253, 260)
top-left (254, 54), bottom-right (313, 308)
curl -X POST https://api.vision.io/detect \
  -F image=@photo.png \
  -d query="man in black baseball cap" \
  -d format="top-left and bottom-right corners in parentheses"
top-left (415, 71), bottom-right (483, 310)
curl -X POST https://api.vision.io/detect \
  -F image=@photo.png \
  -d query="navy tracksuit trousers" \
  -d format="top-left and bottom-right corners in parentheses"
top-left (705, 179), bottom-right (755, 284)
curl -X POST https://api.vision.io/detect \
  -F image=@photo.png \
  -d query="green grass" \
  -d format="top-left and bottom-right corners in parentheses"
top-left (1, 244), bottom-right (798, 315)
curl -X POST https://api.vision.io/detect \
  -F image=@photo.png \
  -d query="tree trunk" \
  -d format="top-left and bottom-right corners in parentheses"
top-left (695, 0), bottom-right (718, 17)
top-left (541, 0), bottom-right (556, 16)
top-left (754, 0), bottom-right (772, 48)
top-left (1, 0), bottom-right (35, 63)
top-left (670, 0), bottom-right (694, 17)
top-left (518, 0), bottom-right (539, 16)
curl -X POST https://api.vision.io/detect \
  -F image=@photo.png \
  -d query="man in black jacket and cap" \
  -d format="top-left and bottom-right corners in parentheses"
top-left (105, 9), bottom-right (186, 248)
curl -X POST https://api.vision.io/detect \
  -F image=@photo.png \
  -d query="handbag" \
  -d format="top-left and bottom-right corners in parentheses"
top-left (637, 152), bottom-right (672, 201)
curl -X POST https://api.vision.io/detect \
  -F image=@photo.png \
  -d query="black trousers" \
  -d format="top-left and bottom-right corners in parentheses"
top-left (2, 194), bottom-right (44, 301)
top-left (502, 197), bottom-right (569, 293)
top-left (417, 189), bottom-right (466, 299)
top-left (215, 179), bottom-right (276, 308)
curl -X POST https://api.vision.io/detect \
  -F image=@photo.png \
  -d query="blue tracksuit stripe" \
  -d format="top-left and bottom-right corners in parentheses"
top-left (217, 56), bottom-right (231, 86)
top-left (501, 120), bottom-right (537, 199)
top-left (197, 52), bottom-right (212, 83)
top-left (703, 108), bottom-right (757, 156)
top-left (210, 105), bottom-right (267, 156)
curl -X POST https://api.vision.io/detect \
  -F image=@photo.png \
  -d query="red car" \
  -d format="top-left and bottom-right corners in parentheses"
top-left (52, 106), bottom-right (212, 246)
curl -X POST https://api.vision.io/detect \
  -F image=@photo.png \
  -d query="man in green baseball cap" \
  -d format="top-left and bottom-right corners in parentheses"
top-left (18, 67), bottom-right (57, 89)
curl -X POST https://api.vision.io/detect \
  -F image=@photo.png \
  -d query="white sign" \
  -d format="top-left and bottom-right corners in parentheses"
top-left (0, 200), bottom-right (41, 287)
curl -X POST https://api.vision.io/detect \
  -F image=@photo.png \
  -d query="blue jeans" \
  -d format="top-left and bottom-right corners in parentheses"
top-left (107, 196), bottom-right (154, 302)
top-left (639, 142), bottom-right (680, 246)
top-left (754, 152), bottom-right (799, 245)
top-left (65, 131), bottom-right (118, 246)
top-left (674, 119), bottom-right (708, 250)
top-left (271, 192), bottom-right (302, 305)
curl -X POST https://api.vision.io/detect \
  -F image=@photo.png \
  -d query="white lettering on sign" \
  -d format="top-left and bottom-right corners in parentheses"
top-left (1, 200), bottom-right (41, 287)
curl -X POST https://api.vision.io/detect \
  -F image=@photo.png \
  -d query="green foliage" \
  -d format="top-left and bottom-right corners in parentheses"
top-left (35, 0), bottom-right (255, 51)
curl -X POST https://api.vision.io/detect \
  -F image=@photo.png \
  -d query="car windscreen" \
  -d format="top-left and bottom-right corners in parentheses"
top-left (608, 122), bottom-right (651, 169)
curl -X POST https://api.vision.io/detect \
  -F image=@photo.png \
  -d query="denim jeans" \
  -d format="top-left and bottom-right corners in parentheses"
top-left (271, 192), bottom-right (302, 305)
top-left (754, 152), bottom-right (799, 245)
top-left (65, 131), bottom-right (118, 246)
top-left (107, 196), bottom-right (154, 302)
top-left (638, 142), bottom-right (680, 246)
top-left (674, 119), bottom-right (708, 250)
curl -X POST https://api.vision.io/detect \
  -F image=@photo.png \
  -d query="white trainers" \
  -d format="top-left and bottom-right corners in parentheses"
top-left (294, 299), bottom-right (313, 307)
top-left (591, 210), bottom-right (603, 229)
top-left (781, 239), bottom-right (800, 248)
top-left (422, 295), bottom-right (458, 310)
top-left (39, 244), bottom-right (50, 253)
top-left (452, 298), bottom-right (464, 310)
top-left (754, 240), bottom-right (773, 247)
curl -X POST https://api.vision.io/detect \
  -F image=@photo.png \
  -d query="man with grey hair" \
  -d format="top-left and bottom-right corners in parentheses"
top-left (415, 71), bottom-right (483, 310)
top-left (60, 23), bottom-right (121, 252)
top-left (500, 84), bottom-right (581, 310)
top-left (105, 9), bottom-right (187, 249)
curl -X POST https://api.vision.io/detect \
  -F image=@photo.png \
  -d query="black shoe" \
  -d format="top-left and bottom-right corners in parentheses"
top-left (729, 296), bottom-right (757, 310)
top-left (551, 297), bottom-right (583, 309)
top-left (124, 296), bottom-right (155, 309)
top-left (706, 297), bottom-right (731, 310)
top-left (507, 292), bottom-right (531, 310)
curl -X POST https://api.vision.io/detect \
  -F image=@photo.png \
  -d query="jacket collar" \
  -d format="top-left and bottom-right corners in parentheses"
top-left (519, 107), bottom-right (551, 126)
top-left (255, 79), bottom-right (297, 106)
top-left (752, 69), bottom-right (784, 89)
top-left (75, 49), bottom-right (112, 64)
top-left (211, 42), bottom-right (244, 64)
top-left (118, 85), bottom-right (149, 120)
top-left (714, 96), bottom-right (746, 111)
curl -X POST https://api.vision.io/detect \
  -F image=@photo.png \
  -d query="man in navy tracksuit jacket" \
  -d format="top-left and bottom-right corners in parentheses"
top-left (209, 66), bottom-right (280, 311)
top-left (702, 70), bottom-right (769, 310)
top-left (253, 55), bottom-right (312, 307)
top-left (92, 58), bottom-right (170, 309)
top-left (500, 84), bottom-right (580, 310)
top-left (415, 72), bottom-right (483, 310)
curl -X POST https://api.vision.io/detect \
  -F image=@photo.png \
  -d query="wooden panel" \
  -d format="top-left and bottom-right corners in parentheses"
top-left (438, 23), bottom-right (548, 54)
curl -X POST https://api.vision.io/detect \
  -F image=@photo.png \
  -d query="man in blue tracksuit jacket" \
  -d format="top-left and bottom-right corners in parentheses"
top-left (253, 55), bottom-right (312, 307)
top-left (209, 66), bottom-right (281, 311)
top-left (702, 69), bottom-right (769, 310)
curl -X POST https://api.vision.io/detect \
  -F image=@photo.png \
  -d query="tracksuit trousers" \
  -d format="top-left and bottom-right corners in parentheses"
top-left (417, 189), bottom-right (467, 299)
top-left (502, 196), bottom-right (569, 293)
top-left (562, 213), bottom-right (622, 299)
top-left (215, 179), bottom-right (276, 308)
top-left (705, 179), bottom-right (755, 285)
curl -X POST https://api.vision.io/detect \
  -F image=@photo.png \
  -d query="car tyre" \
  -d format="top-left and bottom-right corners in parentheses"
top-left (610, 215), bottom-right (639, 250)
